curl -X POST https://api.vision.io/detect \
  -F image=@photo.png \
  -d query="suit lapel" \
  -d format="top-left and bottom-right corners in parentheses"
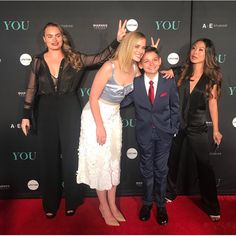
top-left (137, 75), bottom-right (151, 107)
top-left (153, 74), bottom-right (164, 106)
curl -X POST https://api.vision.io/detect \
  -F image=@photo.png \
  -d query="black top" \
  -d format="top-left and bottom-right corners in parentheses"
top-left (173, 67), bottom-right (213, 132)
top-left (23, 39), bottom-right (119, 119)
top-left (179, 75), bottom-right (209, 132)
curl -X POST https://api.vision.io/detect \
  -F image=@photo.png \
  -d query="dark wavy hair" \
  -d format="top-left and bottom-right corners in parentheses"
top-left (43, 22), bottom-right (82, 71)
top-left (177, 38), bottom-right (222, 98)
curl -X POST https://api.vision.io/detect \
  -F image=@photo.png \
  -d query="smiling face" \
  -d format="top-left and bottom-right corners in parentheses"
top-left (43, 25), bottom-right (63, 51)
top-left (139, 51), bottom-right (161, 75)
top-left (132, 38), bottom-right (146, 62)
top-left (190, 40), bottom-right (206, 65)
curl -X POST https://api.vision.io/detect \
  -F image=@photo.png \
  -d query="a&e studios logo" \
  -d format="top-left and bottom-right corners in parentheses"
top-left (202, 22), bottom-right (228, 29)
top-left (10, 123), bottom-right (21, 129)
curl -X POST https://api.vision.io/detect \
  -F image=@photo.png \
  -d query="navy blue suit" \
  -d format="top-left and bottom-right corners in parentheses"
top-left (121, 73), bottom-right (180, 207)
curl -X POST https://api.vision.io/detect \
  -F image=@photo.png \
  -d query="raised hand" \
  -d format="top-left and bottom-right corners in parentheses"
top-left (151, 37), bottom-right (160, 48)
top-left (117, 19), bottom-right (127, 42)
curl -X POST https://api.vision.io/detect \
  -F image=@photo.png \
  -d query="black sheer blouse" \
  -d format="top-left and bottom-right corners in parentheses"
top-left (23, 39), bottom-right (119, 119)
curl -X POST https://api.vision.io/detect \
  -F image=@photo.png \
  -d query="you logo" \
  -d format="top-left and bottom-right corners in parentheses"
top-left (12, 152), bottom-right (36, 161)
top-left (216, 54), bottom-right (226, 64)
top-left (80, 88), bottom-right (91, 97)
top-left (229, 87), bottom-right (236, 96)
top-left (122, 118), bottom-right (136, 128)
top-left (3, 20), bottom-right (29, 31)
top-left (155, 20), bottom-right (181, 30)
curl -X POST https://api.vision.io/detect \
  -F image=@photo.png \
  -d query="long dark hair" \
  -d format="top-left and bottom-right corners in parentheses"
top-left (43, 22), bottom-right (82, 71)
top-left (177, 38), bottom-right (222, 98)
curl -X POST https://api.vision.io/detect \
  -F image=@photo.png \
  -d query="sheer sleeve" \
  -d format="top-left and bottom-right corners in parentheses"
top-left (79, 39), bottom-right (119, 68)
top-left (23, 56), bottom-right (40, 119)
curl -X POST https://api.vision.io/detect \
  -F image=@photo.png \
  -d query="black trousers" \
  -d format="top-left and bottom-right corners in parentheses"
top-left (138, 129), bottom-right (173, 207)
top-left (37, 93), bottom-right (84, 213)
top-left (166, 130), bottom-right (185, 200)
top-left (166, 129), bottom-right (220, 215)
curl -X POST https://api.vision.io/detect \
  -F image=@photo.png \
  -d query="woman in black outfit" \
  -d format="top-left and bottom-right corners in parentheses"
top-left (163, 38), bottom-right (223, 221)
top-left (21, 21), bottom-right (127, 218)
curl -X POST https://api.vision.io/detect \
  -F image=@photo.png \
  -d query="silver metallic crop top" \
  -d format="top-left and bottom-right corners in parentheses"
top-left (99, 62), bottom-right (134, 104)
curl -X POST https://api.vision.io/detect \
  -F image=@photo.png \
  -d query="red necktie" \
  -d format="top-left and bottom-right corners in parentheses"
top-left (148, 80), bottom-right (154, 104)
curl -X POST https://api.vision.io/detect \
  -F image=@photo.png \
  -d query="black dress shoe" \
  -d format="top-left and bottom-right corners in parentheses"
top-left (45, 212), bottom-right (56, 219)
top-left (139, 205), bottom-right (152, 221)
top-left (165, 197), bottom-right (173, 203)
top-left (165, 192), bottom-right (176, 202)
top-left (66, 209), bottom-right (76, 216)
top-left (157, 207), bottom-right (168, 225)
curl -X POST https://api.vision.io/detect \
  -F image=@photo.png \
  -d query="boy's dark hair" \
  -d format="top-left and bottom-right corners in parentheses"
top-left (144, 46), bottom-right (160, 57)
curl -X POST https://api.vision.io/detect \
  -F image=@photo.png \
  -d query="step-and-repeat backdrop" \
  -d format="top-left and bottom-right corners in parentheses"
top-left (0, 1), bottom-right (235, 198)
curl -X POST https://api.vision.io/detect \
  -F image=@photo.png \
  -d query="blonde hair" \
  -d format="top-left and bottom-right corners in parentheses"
top-left (113, 32), bottom-right (146, 73)
top-left (43, 22), bottom-right (82, 71)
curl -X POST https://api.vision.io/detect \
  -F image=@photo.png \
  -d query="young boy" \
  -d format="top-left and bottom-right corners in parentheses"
top-left (121, 46), bottom-right (180, 225)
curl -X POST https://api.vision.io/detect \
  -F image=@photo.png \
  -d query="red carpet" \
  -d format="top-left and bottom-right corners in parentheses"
top-left (0, 195), bottom-right (236, 234)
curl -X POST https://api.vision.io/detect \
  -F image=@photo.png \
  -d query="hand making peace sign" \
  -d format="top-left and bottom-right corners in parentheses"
top-left (116, 19), bottom-right (127, 42)
top-left (151, 37), bottom-right (160, 48)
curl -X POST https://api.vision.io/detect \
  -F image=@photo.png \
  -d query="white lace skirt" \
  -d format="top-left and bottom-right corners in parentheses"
top-left (77, 100), bottom-right (122, 191)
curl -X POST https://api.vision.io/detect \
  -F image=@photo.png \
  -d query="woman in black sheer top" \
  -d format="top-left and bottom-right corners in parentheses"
top-left (163, 38), bottom-right (223, 221)
top-left (21, 21), bottom-right (127, 218)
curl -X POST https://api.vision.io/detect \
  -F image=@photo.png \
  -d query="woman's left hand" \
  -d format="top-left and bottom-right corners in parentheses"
top-left (117, 19), bottom-right (127, 42)
top-left (213, 131), bottom-right (223, 145)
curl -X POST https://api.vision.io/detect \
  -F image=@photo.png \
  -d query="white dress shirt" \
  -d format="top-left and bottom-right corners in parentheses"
top-left (144, 72), bottom-right (159, 98)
